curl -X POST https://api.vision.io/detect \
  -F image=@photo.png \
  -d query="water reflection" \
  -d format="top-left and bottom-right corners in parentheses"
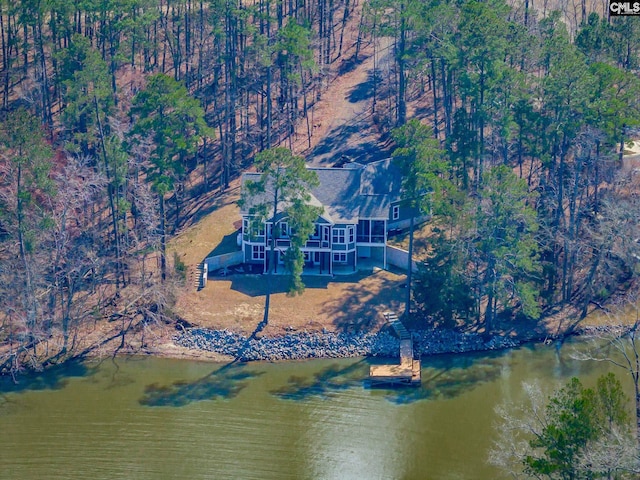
top-left (268, 350), bottom-right (512, 406)
top-left (0, 343), bottom-right (626, 480)
top-left (139, 361), bottom-right (263, 407)
top-left (385, 350), bottom-right (510, 404)
top-left (270, 360), bottom-right (366, 400)
top-left (0, 358), bottom-right (93, 394)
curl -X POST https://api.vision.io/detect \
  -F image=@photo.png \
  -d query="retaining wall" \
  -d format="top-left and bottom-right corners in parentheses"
top-left (386, 245), bottom-right (418, 272)
top-left (205, 251), bottom-right (243, 272)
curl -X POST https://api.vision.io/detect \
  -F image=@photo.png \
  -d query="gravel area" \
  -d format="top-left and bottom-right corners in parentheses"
top-left (173, 327), bottom-right (528, 362)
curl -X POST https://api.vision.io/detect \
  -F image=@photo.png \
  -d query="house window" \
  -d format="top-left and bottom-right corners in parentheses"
top-left (348, 225), bottom-right (355, 243)
top-left (392, 205), bottom-right (400, 220)
top-left (333, 253), bottom-right (347, 263)
top-left (357, 220), bottom-right (370, 242)
top-left (372, 220), bottom-right (385, 243)
top-left (253, 222), bottom-right (265, 237)
top-left (280, 222), bottom-right (288, 237)
top-left (246, 219), bottom-right (265, 237)
top-left (252, 245), bottom-right (265, 260)
top-left (332, 228), bottom-right (346, 244)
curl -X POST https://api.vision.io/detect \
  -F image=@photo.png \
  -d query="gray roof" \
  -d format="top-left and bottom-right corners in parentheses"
top-left (240, 158), bottom-right (403, 224)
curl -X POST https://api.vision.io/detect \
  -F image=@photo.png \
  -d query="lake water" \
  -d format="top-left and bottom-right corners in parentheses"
top-left (0, 342), bottom-right (627, 480)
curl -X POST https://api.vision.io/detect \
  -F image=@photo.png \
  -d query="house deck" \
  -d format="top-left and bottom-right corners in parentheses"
top-left (266, 258), bottom-right (385, 276)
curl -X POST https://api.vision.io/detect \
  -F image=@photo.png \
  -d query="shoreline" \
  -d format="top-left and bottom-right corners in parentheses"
top-left (2, 324), bottom-right (627, 379)
top-left (173, 327), bottom-right (534, 363)
top-left (170, 324), bottom-right (630, 363)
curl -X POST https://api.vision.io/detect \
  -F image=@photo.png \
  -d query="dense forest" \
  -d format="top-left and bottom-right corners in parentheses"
top-left (0, 0), bottom-right (639, 376)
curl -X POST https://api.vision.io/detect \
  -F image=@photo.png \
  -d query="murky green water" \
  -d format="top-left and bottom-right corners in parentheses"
top-left (0, 342), bottom-right (628, 480)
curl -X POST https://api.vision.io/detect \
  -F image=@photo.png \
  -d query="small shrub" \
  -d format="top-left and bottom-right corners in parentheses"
top-left (173, 252), bottom-right (187, 280)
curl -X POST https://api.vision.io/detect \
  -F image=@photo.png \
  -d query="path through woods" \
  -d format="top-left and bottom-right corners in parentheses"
top-left (288, 12), bottom-right (395, 166)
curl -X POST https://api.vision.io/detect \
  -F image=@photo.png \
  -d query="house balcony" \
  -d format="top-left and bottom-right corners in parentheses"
top-left (267, 238), bottom-right (291, 248)
top-left (304, 239), bottom-right (330, 249)
top-left (267, 238), bottom-right (331, 249)
top-left (267, 256), bottom-right (384, 276)
top-left (244, 234), bottom-right (265, 242)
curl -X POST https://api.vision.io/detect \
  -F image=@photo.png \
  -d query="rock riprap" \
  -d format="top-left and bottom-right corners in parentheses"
top-left (174, 327), bottom-right (525, 361)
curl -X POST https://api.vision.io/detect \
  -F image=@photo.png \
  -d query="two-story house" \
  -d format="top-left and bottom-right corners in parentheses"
top-left (240, 158), bottom-right (422, 275)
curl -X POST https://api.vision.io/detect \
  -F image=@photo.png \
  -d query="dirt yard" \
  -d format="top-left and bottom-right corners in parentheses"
top-left (168, 183), bottom-right (242, 268)
top-left (175, 268), bottom-right (406, 337)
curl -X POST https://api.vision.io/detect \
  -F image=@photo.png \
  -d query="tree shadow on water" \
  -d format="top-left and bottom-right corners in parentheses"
top-left (382, 350), bottom-right (511, 405)
top-left (0, 358), bottom-right (94, 394)
top-left (139, 362), bottom-right (263, 407)
top-left (270, 360), bottom-right (367, 401)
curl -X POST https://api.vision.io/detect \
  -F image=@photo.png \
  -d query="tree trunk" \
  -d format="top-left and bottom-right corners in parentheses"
top-left (266, 64), bottom-right (272, 148)
top-left (635, 370), bottom-right (640, 446)
top-left (484, 257), bottom-right (496, 338)
top-left (336, 0), bottom-right (349, 60)
top-left (396, 2), bottom-right (407, 127)
top-left (16, 163), bottom-right (37, 350)
top-left (619, 126), bottom-right (626, 165)
top-left (440, 58), bottom-right (452, 137)
top-left (95, 95), bottom-right (122, 291)
top-left (263, 185), bottom-right (280, 325)
top-left (159, 193), bottom-right (167, 282)
top-left (404, 212), bottom-right (414, 317)
top-left (431, 58), bottom-right (439, 139)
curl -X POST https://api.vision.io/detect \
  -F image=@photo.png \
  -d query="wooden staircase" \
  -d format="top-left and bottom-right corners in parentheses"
top-left (384, 311), bottom-right (411, 341)
top-left (369, 311), bottom-right (421, 386)
top-left (192, 262), bottom-right (206, 291)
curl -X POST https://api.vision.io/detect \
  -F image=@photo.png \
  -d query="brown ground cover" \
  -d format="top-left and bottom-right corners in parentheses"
top-left (168, 184), bottom-right (243, 268)
top-left (175, 268), bottom-right (406, 337)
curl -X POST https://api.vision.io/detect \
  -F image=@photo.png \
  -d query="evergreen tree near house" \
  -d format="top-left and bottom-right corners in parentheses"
top-left (414, 165), bottom-right (540, 333)
top-left (239, 147), bottom-right (321, 327)
top-left (129, 73), bottom-right (213, 281)
top-left (473, 165), bottom-right (541, 335)
top-left (391, 118), bottom-right (449, 318)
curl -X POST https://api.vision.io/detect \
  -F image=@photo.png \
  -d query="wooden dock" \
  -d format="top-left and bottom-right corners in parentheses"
top-left (369, 312), bottom-right (421, 386)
